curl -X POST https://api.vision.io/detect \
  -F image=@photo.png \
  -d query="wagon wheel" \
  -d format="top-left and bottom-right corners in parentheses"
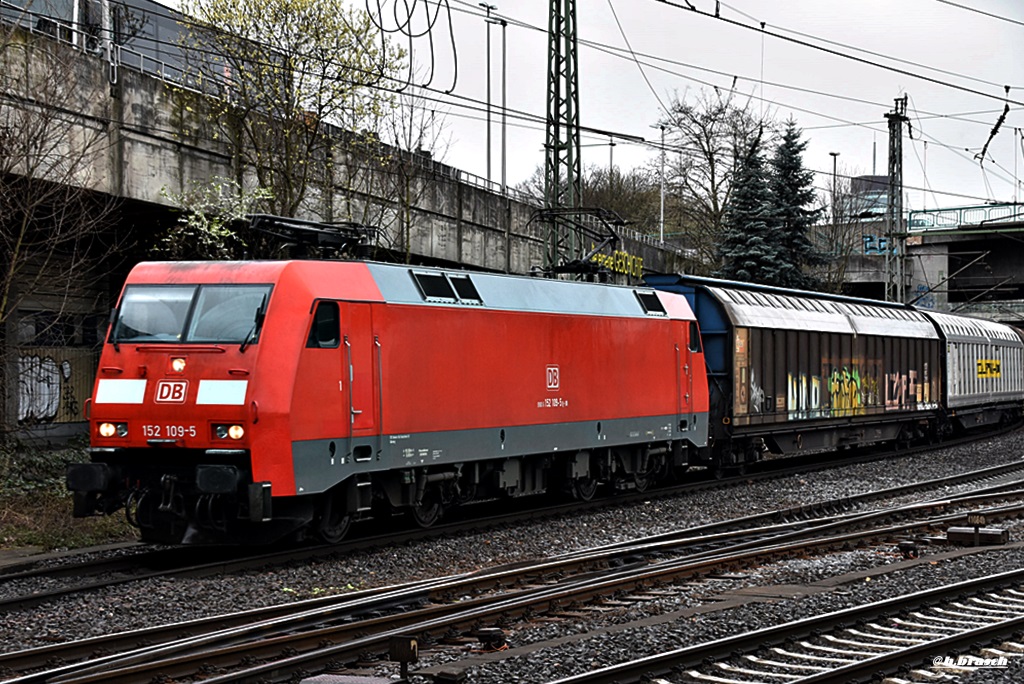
top-left (571, 477), bottom-right (599, 502)
top-left (410, 490), bottom-right (444, 528)
top-left (316, 491), bottom-right (352, 544)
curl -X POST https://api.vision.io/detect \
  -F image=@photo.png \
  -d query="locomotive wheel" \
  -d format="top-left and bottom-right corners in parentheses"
top-left (317, 492), bottom-right (352, 544)
top-left (571, 477), bottom-right (598, 501)
top-left (409, 497), bottom-right (442, 528)
top-left (633, 454), bottom-right (665, 493)
top-left (407, 483), bottom-right (444, 528)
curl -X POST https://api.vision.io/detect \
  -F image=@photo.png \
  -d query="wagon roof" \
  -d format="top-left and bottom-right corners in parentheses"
top-left (705, 285), bottom-right (940, 338)
top-left (924, 310), bottom-right (1024, 345)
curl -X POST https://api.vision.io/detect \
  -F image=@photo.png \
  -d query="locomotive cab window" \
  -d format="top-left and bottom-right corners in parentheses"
top-left (189, 285), bottom-right (272, 343)
top-left (307, 301), bottom-right (340, 349)
top-left (110, 285), bottom-right (195, 342)
top-left (110, 284), bottom-right (273, 344)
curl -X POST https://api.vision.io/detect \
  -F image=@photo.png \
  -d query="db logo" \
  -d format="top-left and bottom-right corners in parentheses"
top-left (546, 365), bottom-right (560, 391)
top-left (155, 380), bottom-right (188, 403)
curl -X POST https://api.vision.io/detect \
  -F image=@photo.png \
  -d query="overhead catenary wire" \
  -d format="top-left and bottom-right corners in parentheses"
top-left (364, 0), bottom-right (459, 93)
top-left (655, 0), bottom-right (1024, 107)
top-left (606, 0), bottom-right (671, 117)
top-left (718, 0), bottom-right (1020, 91)
top-left (929, 0), bottom-right (1024, 30)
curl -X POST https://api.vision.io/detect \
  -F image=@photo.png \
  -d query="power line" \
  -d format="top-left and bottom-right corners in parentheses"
top-left (718, 0), bottom-right (1018, 91)
top-left (654, 0), bottom-right (1024, 107)
top-left (929, 0), bottom-right (1024, 29)
top-left (442, 0), bottom-right (1021, 193)
top-left (605, 0), bottom-right (670, 116)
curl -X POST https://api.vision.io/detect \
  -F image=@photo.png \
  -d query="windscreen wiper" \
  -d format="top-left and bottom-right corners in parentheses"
top-left (240, 295), bottom-right (268, 353)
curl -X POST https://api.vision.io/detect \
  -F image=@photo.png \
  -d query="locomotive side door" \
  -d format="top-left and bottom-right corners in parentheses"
top-left (341, 303), bottom-right (379, 440)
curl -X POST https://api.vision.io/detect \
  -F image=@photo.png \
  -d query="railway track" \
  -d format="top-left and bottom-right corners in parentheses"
top-left (2, 430), bottom-right (1020, 614)
top-left (4, 468), bottom-right (1024, 683)
top-left (549, 568), bottom-right (1024, 684)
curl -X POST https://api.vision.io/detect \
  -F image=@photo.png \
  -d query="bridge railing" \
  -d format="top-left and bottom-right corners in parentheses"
top-left (908, 203), bottom-right (1023, 232)
top-left (2, 0), bottom-right (92, 51)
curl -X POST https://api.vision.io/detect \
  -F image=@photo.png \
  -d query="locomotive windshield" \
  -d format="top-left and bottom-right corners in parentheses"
top-left (110, 284), bottom-right (273, 344)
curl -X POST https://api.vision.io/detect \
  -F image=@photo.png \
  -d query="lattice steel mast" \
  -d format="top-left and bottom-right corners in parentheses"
top-left (543, 0), bottom-right (582, 273)
top-left (885, 95), bottom-right (908, 303)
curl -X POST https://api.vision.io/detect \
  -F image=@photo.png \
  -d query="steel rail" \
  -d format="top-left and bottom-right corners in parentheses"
top-left (547, 568), bottom-right (1024, 684)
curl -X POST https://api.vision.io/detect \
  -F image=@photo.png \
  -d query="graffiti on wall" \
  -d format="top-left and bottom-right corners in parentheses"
top-left (786, 373), bottom-right (823, 420)
top-left (884, 367), bottom-right (930, 409)
top-left (17, 349), bottom-right (96, 425)
top-left (863, 235), bottom-right (897, 255)
top-left (828, 367), bottom-right (861, 415)
top-left (19, 356), bottom-right (61, 423)
top-left (913, 285), bottom-right (936, 310)
top-left (750, 370), bottom-right (767, 414)
top-left (770, 362), bottom-right (929, 419)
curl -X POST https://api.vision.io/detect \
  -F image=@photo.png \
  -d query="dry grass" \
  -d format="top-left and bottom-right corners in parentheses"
top-left (0, 439), bottom-right (139, 551)
top-left (0, 491), bottom-right (137, 550)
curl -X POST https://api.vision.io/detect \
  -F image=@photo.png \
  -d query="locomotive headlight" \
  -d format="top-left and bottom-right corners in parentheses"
top-left (214, 424), bottom-right (245, 440)
top-left (170, 357), bottom-right (187, 373)
top-left (98, 422), bottom-right (128, 438)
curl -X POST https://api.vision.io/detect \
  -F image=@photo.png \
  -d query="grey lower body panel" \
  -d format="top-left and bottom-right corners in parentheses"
top-left (291, 412), bottom-right (709, 495)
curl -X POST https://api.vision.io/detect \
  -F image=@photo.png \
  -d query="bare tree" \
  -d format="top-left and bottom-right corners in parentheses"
top-left (811, 172), bottom-right (865, 293)
top-left (177, 0), bottom-right (405, 218)
top-left (581, 166), bottom-right (660, 233)
top-left (515, 164), bottom-right (659, 229)
top-left (339, 84), bottom-right (452, 263)
top-left (659, 89), bottom-right (769, 274)
top-left (0, 21), bottom-right (123, 434)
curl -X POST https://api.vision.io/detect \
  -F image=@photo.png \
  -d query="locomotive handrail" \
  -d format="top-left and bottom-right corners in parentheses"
top-left (375, 336), bottom-right (384, 458)
top-left (344, 336), bottom-right (355, 435)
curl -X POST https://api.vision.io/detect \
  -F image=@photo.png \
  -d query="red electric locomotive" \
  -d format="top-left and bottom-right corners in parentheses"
top-left (68, 261), bottom-right (710, 544)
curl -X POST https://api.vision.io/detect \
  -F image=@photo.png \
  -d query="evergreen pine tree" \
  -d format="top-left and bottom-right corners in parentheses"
top-left (716, 133), bottom-right (786, 284)
top-left (770, 119), bottom-right (825, 290)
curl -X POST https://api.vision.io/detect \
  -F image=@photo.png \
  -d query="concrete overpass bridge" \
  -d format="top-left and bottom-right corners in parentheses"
top-left (905, 204), bottom-right (1024, 320)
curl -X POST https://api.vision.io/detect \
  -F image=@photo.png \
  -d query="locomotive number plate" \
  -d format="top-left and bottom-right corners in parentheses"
top-left (142, 424), bottom-right (197, 438)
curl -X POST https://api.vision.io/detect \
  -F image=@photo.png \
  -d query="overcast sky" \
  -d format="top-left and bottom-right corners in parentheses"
top-left (361, 0), bottom-right (1024, 213)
